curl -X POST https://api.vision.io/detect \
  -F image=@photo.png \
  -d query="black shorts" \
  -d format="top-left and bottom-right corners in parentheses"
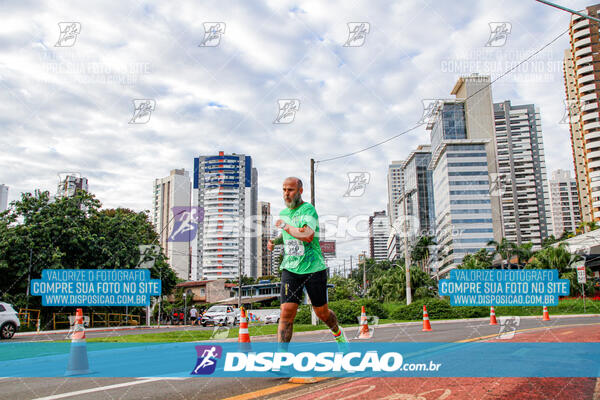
top-left (280, 269), bottom-right (328, 307)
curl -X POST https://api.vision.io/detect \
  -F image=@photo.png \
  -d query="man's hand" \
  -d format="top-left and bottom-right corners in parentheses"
top-left (275, 219), bottom-right (286, 230)
top-left (267, 240), bottom-right (274, 251)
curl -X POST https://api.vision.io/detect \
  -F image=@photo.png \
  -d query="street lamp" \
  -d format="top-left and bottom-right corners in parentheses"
top-left (183, 292), bottom-right (187, 326)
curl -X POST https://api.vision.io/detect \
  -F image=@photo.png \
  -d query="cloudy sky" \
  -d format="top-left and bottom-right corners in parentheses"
top-left (0, 0), bottom-right (593, 271)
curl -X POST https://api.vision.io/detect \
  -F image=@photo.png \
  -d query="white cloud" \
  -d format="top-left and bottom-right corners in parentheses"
top-left (0, 0), bottom-right (592, 270)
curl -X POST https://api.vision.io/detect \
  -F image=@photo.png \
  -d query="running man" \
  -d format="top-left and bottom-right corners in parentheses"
top-left (267, 177), bottom-right (348, 347)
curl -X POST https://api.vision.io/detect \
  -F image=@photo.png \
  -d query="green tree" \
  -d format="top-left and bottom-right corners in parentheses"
top-left (411, 236), bottom-right (436, 272)
top-left (459, 248), bottom-right (493, 269)
top-left (487, 238), bottom-right (517, 266)
top-left (0, 191), bottom-right (178, 311)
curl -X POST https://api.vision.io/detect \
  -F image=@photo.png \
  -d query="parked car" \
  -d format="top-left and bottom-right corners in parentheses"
top-left (264, 312), bottom-right (280, 324)
top-left (200, 305), bottom-right (237, 326)
top-left (0, 302), bottom-right (20, 339)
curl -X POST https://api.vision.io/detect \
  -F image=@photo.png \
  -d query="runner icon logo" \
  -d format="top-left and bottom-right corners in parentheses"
top-left (192, 345), bottom-right (223, 375)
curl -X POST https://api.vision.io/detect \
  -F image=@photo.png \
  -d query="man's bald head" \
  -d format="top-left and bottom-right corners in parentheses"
top-left (283, 177), bottom-right (304, 208)
top-left (283, 177), bottom-right (303, 189)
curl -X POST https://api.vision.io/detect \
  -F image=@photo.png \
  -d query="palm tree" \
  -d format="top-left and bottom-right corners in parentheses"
top-left (487, 238), bottom-right (517, 267)
top-left (576, 220), bottom-right (599, 234)
top-left (526, 244), bottom-right (573, 274)
top-left (411, 236), bottom-right (437, 273)
top-left (515, 242), bottom-right (534, 265)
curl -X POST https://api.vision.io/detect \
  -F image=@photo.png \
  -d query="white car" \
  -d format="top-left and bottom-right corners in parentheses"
top-left (264, 313), bottom-right (280, 324)
top-left (200, 306), bottom-right (238, 326)
top-left (0, 302), bottom-right (20, 339)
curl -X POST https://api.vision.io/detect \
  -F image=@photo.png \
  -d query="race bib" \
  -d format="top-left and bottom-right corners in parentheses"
top-left (285, 239), bottom-right (305, 256)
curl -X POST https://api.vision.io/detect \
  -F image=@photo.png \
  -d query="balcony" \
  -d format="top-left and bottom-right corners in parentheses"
top-left (576, 55), bottom-right (593, 67)
top-left (573, 28), bottom-right (591, 40)
top-left (573, 19), bottom-right (590, 31)
top-left (575, 46), bottom-right (592, 58)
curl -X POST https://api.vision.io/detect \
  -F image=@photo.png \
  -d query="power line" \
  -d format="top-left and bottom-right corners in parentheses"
top-left (316, 28), bottom-right (570, 164)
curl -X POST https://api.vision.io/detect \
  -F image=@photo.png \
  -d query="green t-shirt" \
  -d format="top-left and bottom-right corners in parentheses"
top-left (279, 202), bottom-right (326, 274)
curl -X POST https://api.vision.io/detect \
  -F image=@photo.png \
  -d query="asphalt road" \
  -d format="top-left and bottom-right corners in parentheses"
top-left (1, 315), bottom-right (598, 400)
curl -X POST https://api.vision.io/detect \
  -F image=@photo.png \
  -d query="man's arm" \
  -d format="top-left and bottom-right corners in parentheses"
top-left (280, 223), bottom-right (314, 243)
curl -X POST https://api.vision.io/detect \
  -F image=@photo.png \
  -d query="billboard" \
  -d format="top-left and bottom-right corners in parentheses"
top-left (320, 241), bottom-right (336, 257)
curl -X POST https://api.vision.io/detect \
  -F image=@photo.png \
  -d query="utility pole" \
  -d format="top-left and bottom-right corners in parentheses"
top-left (362, 251), bottom-right (367, 297)
top-left (350, 255), bottom-right (353, 279)
top-left (310, 158), bottom-right (315, 206)
top-left (26, 248), bottom-right (32, 310)
top-left (343, 259), bottom-right (346, 278)
top-left (238, 258), bottom-right (242, 309)
top-left (403, 194), bottom-right (412, 305)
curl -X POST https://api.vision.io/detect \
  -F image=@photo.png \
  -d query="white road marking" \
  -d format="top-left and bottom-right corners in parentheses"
top-left (32, 378), bottom-right (186, 400)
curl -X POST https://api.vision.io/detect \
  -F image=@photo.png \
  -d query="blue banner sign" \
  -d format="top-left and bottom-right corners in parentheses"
top-left (438, 269), bottom-right (569, 306)
top-left (30, 269), bottom-right (161, 306)
top-left (0, 342), bottom-right (598, 378)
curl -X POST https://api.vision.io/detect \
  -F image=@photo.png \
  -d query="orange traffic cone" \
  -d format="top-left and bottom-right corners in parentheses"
top-left (65, 308), bottom-right (91, 376)
top-left (489, 306), bottom-right (498, 325)
top-left (238, 307), bottom-right (252, 352)
top-left (542, 305), bottom-right (550, 321)
top-left (358, 306), bottom-right (371, 339)
top-left (422, 305), bottom-right (432, 332)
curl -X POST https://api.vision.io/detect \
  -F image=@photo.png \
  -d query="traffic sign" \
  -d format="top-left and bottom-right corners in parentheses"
top-left (577, 265), bottom-right (587, 284)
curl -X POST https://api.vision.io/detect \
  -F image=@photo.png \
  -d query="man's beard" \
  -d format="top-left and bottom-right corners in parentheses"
top-left (285, 193), bottom-right (303, 209)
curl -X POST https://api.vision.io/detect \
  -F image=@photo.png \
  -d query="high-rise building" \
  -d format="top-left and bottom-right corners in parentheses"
top-left (192, 152), bottom-right (258, 280)
top-left (387, 161), bottom-right (404, 226)
top-left (257, 201), bottom-right (272, 277)
top-left (493, 101), bottom-right (552, 248)
top-left (57, 175), bottom-right (88, 198)
top-left (0, 185), bottom-right (8, 212)
top-left (271, 228), bottom-right (283, 275)
top-left (402, 145), bottom-right (435, 238)
top-left (428, 74), bottom-right (502, 277)
top-left (549, 169), bottom-right (581, 237)
top-left (152, 169), bottom-right (191, 280)
top-left (563, 5), bottom-right (600, 222)
top-left (369, 210), bottom-right (389, 261)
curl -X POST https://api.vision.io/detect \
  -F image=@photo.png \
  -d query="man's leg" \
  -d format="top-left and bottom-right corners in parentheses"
top-left (312, 304), bottom-right (339, 332)
top-left (306, 269), bottom-right (348, 344)
top-left (278, 302), bottom-right (299, 343)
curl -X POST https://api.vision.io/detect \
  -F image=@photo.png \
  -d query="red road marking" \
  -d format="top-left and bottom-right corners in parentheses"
top-left (280, 323), bottom-right (599, 400)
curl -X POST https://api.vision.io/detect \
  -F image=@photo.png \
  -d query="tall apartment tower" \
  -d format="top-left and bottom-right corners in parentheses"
top-left (0, 184), bottom-right (8, 212)
top-left (402, 145), bottom-right (435, 238)
top-left (563, 4), bottom-right (600, 222)
top-left (57, 175), bottom-right (88, 198)
top-left (153, 169), bottom-right (191, 280)
top-left (271, 228), bottom-right (283, 275)
top-left (549, 169), bottom-right (581, 237)
top-left (428, 74), bottom-right (502, 277)
top-left (192, 152), bottom-right (258, 280)
top-left (387, 161), bottom-right (405, 226)
top-left (493, 101), bottom-right (552, 248)
top-left (369, 210), bottom-right (389, 261)
top-left (257, 201), bottom-right (272, 277)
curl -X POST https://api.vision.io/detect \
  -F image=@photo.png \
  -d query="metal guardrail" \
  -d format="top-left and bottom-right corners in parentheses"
top-left (18, 308), bottom-right (41, 328)
top-left (53, 312), bottom-right (140, 329)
